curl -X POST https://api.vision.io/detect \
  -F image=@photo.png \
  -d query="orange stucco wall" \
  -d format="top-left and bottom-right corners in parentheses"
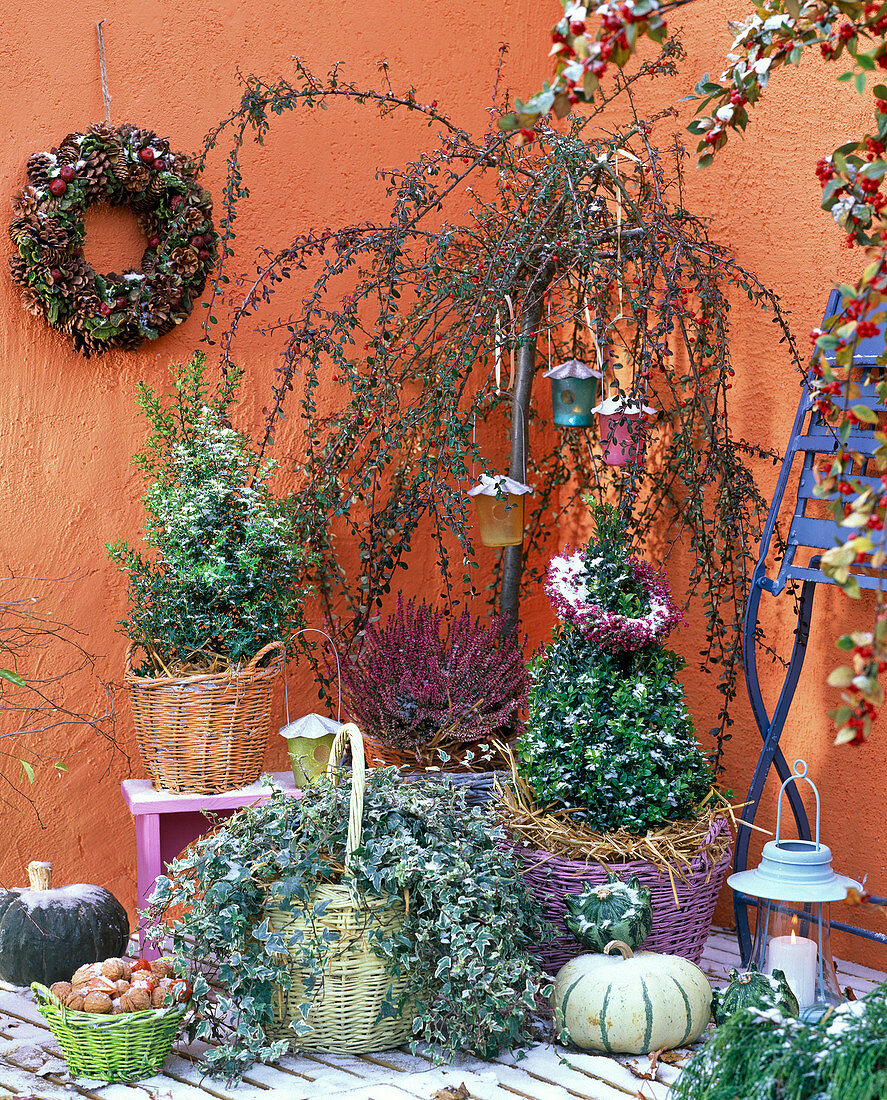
top-left (2, 1), bottom-right (885, 969)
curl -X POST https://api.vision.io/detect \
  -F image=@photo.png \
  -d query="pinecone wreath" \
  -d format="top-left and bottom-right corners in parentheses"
top-left (8, 123), bottom-right (217, 356)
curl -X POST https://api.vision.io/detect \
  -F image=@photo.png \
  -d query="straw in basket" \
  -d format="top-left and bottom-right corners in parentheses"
top-left (267, 722), bottom-right (412, 1054)
top-left (511, 814), bottom-right (733, 973)
top-left (31, 982), bottom-right (188, 1082)
top-left (126, 640), bottom-right (284, 795)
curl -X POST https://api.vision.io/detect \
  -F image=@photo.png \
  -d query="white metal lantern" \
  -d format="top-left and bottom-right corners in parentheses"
top-left (728, 759), bottom-right (861, 1019)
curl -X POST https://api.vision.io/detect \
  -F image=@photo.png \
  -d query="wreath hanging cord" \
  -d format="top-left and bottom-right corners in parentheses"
top-left (8, 123), bottom-right (217, 357)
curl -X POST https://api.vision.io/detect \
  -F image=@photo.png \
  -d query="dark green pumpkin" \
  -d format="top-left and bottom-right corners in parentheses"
top-left (0, 861), bottom-right (129, 987)
top-left (564, 872), bottom-right (653, 953)
top-left (711, 964), bottom-right (799, 1025)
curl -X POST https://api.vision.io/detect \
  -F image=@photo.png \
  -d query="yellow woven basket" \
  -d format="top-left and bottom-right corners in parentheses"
top-left (267, 723), bottom-right (412, 1054)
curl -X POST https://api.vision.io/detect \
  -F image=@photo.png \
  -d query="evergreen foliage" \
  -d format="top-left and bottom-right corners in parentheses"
top-left (518, 502), bottom-right (712, 833)
top-left (148, 775), bottom-right (548, 1080)
top-left (673, 992), bottom-right (887, 1100)
top-left (519, 627), bottom-right (711, 832)
top-left (108, 353), bottom-right (311, 674)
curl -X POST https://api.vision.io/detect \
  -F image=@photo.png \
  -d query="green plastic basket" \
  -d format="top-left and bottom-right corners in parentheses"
top-left (31, 982), bottom-right (188, 1082)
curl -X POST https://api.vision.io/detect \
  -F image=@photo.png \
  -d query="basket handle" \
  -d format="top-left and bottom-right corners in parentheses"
top-left (31, 982), bottom-right (64, 1010)
top-left (245, 640), bottom-right (285, 671)
top-left (325, 722), bottom-right (365, 872)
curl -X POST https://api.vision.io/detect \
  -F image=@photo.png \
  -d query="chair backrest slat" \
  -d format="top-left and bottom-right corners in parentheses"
top-left (761, 289), bottom-right (887, 596)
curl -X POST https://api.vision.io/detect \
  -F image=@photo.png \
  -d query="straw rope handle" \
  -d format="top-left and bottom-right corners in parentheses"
top-left (324, 722), bottom-right (365, 871)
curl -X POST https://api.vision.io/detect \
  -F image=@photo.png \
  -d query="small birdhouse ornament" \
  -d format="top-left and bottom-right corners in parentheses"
top-left (544, 359), bottom-right (603, 427)
top-left (279, 712), bottom-right (342, 788)
top-left (592, 394), bottom-right (656, 466)
top-left (468, 474), bottom-right (532, 547)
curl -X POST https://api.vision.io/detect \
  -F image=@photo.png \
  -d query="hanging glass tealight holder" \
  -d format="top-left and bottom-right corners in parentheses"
top-left (592, 393), bottom-right (657, 466)
top-left (544, 359), bottom-right (603, 427)
top-left (468, 474), bottom-right (532, 546)
top-left (467, 394), bottom-right (531, 547)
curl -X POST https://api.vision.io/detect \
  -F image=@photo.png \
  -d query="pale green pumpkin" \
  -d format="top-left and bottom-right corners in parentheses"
top-left (552, 940), bottom-right (712, 1054)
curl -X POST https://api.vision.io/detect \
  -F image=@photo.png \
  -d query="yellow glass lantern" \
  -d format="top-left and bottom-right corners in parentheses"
top-left (468, 474), bottom-right (532, 547)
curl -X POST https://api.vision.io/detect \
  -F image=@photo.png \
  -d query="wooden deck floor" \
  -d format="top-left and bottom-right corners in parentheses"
top-left (1, 930), bottom-right (884, 1100)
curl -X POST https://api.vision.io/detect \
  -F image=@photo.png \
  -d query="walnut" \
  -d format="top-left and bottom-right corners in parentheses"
top-left (49, 981), bottom-right (71, 1000)
top-left (151, 983), bottom-right (169, 1008)
top-left (120, 988), bottom-right (152, 1013)
top-left (82, 992), bottom-right (112, 1014)
top-left (116, 979), bottom-right (131, 995)
top-left (150, 957), bottom-right (176, 979)
top-left (71, 962), bottom-right (102, 987)
top-left (63, 991), bottom-right (85, 1011)
top-left (101, 958), bottom-right (126, 982)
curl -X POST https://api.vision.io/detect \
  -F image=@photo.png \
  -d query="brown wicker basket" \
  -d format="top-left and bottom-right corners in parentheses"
top-left (126, 641), bottom-right (284, 795)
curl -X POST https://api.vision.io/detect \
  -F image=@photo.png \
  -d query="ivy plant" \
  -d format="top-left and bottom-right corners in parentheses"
top-left (147, 774), bottom-right (549, 1081)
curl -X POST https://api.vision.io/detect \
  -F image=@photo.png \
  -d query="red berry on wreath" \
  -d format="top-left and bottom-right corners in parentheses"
top-left (197, 248), bottom-right (210, 260)
top-left (59, 165), bottom-right (77, 183)
top-left (153, 158), bottom-right (164, 170)
top-left (138, 147), bottom-right (156, 164)
top-left (202, 232), bottom-right (214, 245)
top-left (170, 195), bottom-right (183, 210)
top-left (49, 178), bottom-right (67, 197)
top-left (147, 236), bottom-right (161, 250)
top-left (99, 303), bottom-right (112, 316)
top-left (189, 235), bottom-right (204, 248)
top-left (115, 297), bottom-right (127, 309)
top-left (49, 268), bottom-right (62, 281)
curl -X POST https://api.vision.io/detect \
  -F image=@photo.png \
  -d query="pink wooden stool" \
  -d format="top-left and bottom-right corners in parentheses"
top-left (121, 773), bottom-right (300, 957)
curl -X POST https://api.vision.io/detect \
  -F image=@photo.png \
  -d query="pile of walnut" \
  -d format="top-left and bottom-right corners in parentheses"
top-left (48, 957), bottom-right (191, 1014)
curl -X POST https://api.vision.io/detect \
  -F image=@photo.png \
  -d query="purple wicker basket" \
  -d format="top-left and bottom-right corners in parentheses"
top-left (511, 814), bottom-right (733, 974)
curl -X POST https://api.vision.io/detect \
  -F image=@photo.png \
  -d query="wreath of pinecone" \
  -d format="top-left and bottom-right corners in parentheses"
top-left (8, 123), bottom-right (217, 357)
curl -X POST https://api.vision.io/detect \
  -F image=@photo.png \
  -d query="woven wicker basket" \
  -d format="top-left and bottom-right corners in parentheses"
top-left (510, 815), bottom-right (733, 973)
top-left (126, 641), bottom-right (283, 795)
top-left (31, 982), bottom-right (188, 1082)
top-left (364, 731), bottom-right (510, 805)
top-left (268, 723), bottom-right (412, 1054)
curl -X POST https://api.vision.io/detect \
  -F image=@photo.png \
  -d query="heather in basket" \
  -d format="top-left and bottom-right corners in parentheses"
top-left (337, 595), bottom-right (528, 763)
top-left (108, 351), bottom-right (310, 675)
top-left (147, 770), bottom-right (548, 1080)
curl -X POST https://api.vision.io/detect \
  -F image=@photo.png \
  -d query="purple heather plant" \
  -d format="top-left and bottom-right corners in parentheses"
top-left (336, 596), bottom-right (528, 754)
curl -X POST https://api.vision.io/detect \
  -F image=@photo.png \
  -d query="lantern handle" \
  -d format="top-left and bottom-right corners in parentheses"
top-left (283, 628), bottom-right (342, 725)
top-left (774, 759), bottom-right (822, 850)
top-left (470, 392), bottom-right (527, 485)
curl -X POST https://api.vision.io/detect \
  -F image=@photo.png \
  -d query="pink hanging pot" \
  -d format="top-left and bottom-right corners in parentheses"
top-left (592, 395), bottom-right (656, 466)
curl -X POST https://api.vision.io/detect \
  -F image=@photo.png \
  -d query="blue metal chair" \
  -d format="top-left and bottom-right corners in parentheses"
top-left (734, 287), bottom-right (887, 960)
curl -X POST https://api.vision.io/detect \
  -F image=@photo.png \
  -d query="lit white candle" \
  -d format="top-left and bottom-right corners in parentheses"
top-left (767, 930), bottom-right (817, 1009)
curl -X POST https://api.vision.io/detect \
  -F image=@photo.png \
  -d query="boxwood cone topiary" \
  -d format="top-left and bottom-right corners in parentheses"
top-left (518, 503), bottom-right (713, 834)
